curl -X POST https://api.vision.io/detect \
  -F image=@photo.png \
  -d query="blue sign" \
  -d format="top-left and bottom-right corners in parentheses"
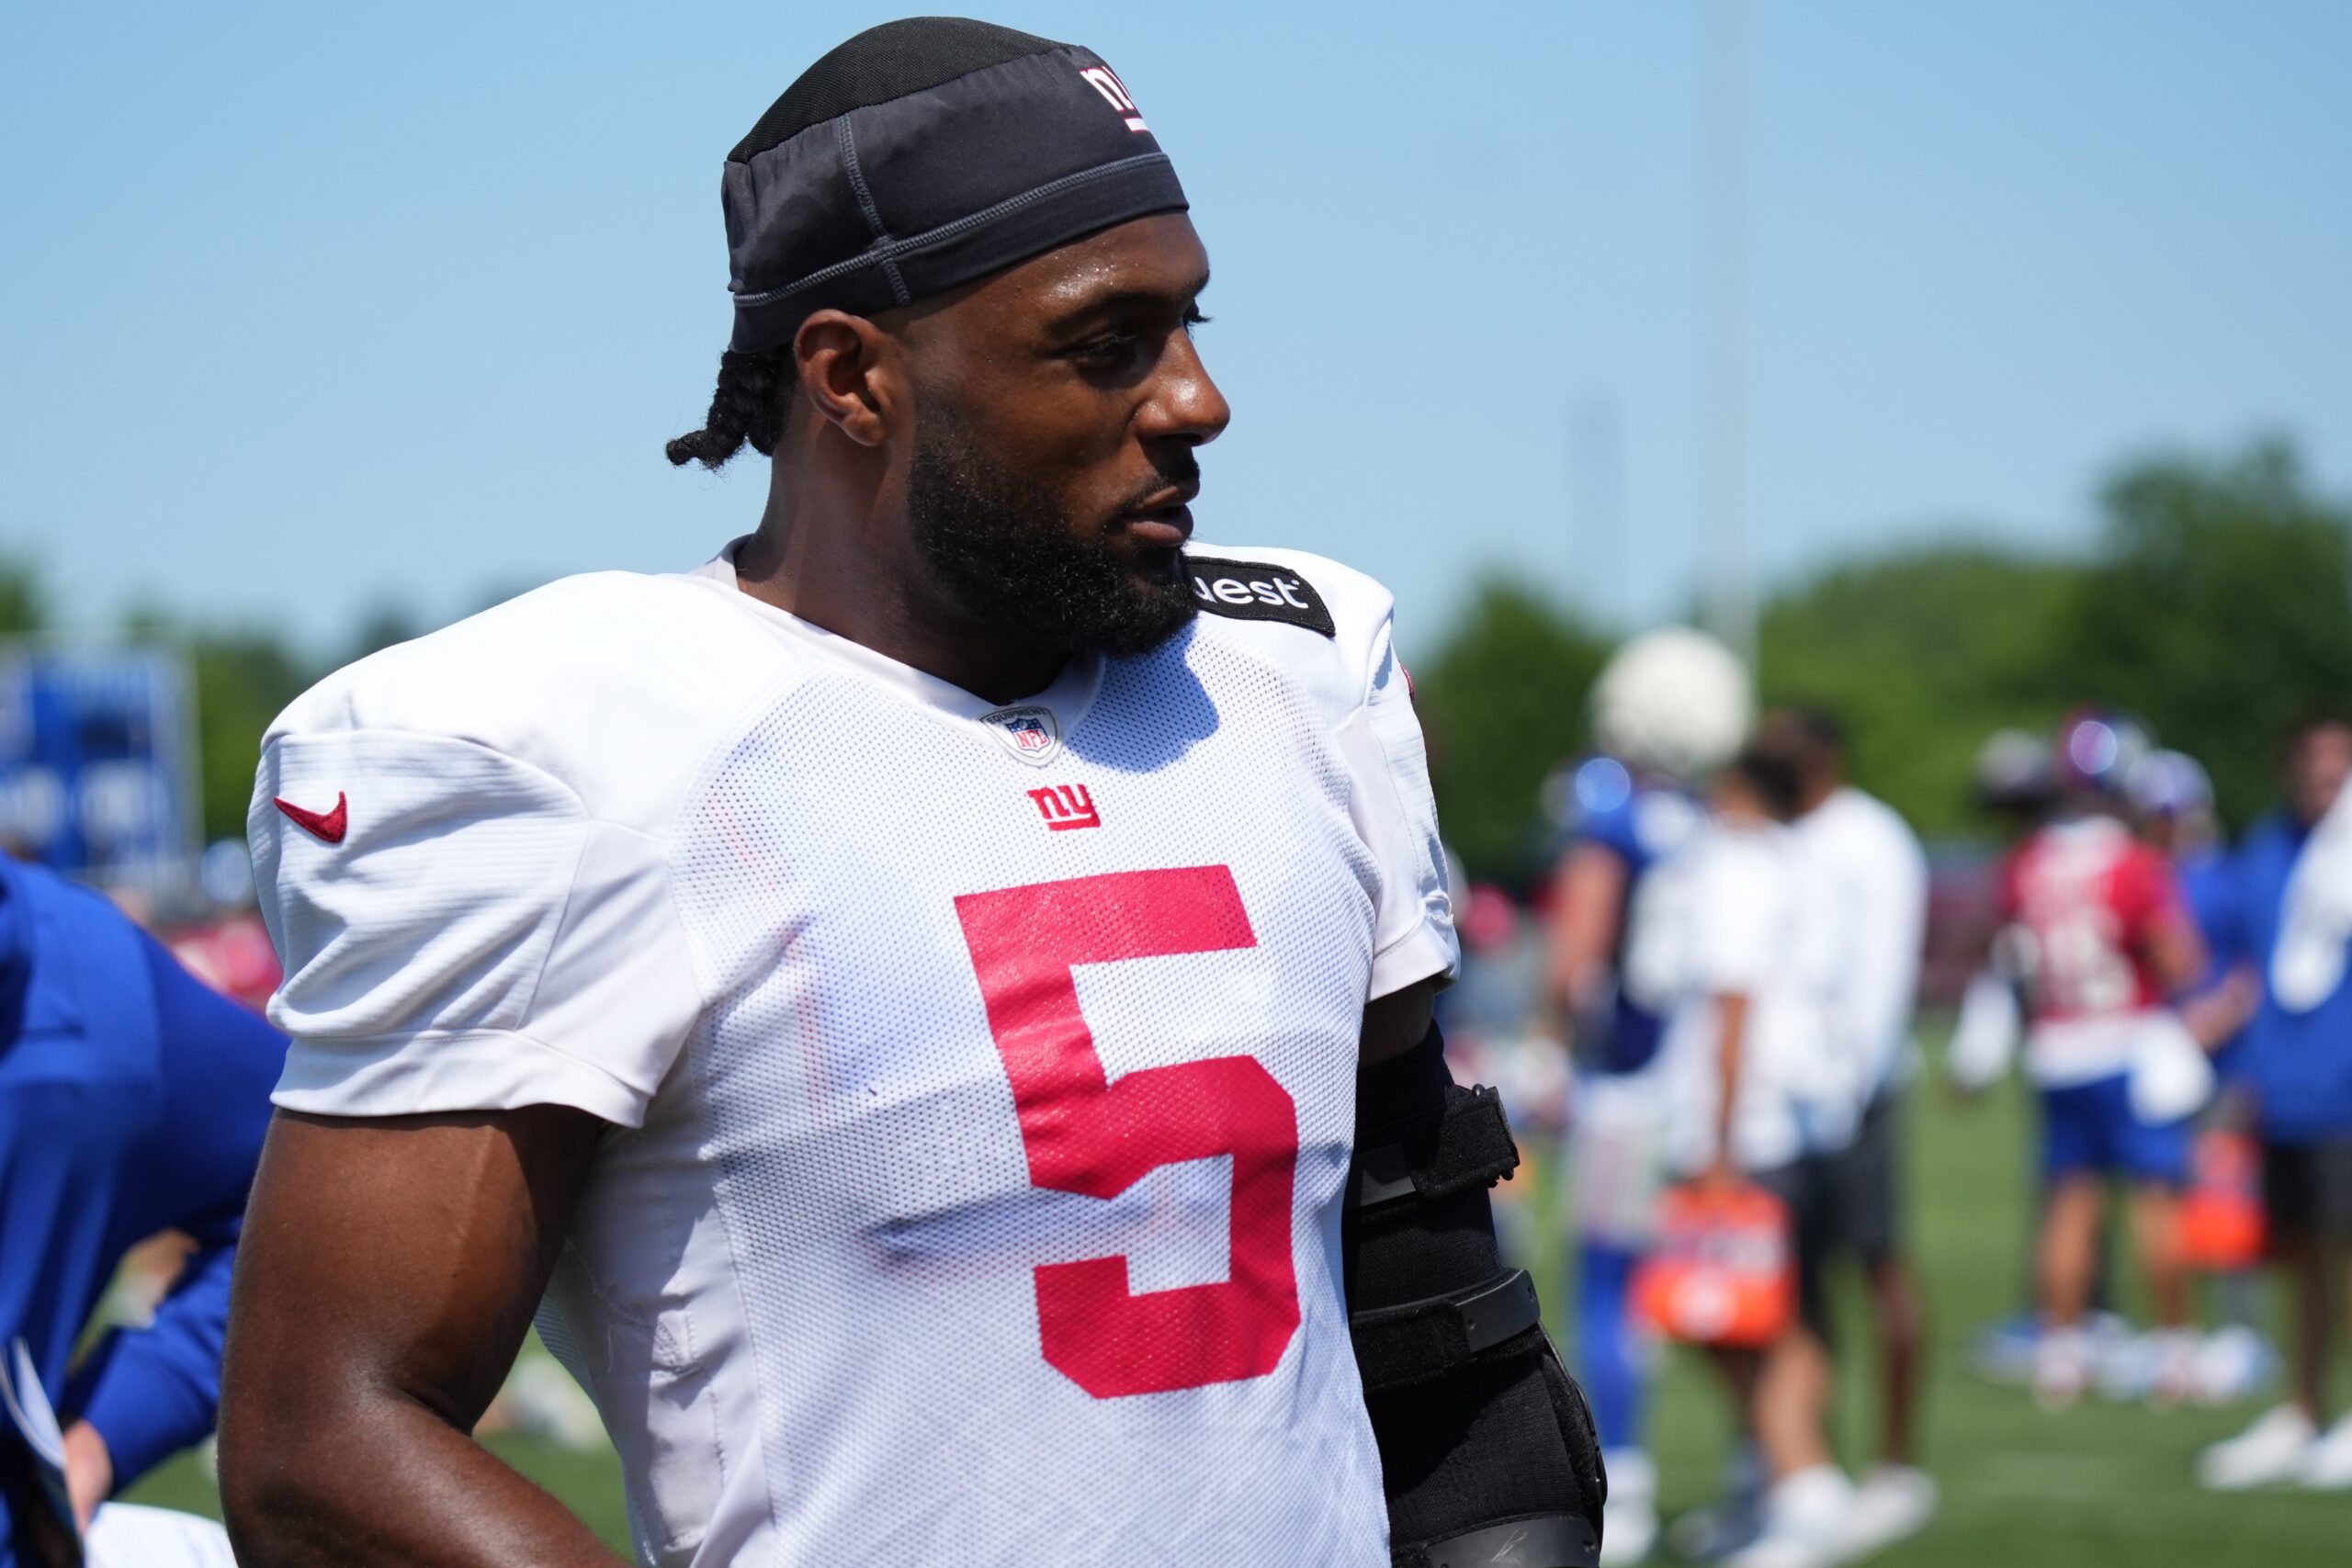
top-left (0, 644), bottom-right (197, 891)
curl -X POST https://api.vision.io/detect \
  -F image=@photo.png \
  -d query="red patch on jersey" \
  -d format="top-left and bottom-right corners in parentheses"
top-left (275, 791), bottom-right (348, 844)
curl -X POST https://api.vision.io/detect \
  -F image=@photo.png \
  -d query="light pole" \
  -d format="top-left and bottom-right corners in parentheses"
top-left (1699, 0), bottom-right (1756, 671)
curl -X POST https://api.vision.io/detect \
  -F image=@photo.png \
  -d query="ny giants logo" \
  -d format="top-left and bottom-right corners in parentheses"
top-left (1078, 66), bottom-right (1148, 133)
top-left (1028, 784), bottom-right (1102, 831)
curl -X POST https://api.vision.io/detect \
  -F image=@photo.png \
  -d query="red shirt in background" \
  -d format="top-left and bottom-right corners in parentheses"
top-left (1997, 815), bottom-right (2182, 1024)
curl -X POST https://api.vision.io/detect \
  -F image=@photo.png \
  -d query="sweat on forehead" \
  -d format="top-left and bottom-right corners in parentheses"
top-left (721, 17), bottom-right (1190, 355)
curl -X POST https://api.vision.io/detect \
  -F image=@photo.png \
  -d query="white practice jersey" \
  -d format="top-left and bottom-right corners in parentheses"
top-left (1793, 788), bottom-right (1928, 1099)
top-left (1651, 820), bottom-right (1849, 1172)
top-left (249, 541), bottom-right (1455, 1568)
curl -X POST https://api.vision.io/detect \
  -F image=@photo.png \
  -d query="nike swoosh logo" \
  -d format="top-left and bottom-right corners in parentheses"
top-left (275, 791), bottom-right (348, 844)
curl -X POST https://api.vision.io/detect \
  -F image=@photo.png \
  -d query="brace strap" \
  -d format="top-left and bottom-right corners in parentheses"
top-left (1349, 1085), bottom-right (1520, 1211)
top-left (1350, 1269), bottom-right (1544, 1393)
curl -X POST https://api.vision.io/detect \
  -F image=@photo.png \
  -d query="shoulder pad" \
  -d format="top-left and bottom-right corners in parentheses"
top-left (1181, 553), bottom-right (1336, 637)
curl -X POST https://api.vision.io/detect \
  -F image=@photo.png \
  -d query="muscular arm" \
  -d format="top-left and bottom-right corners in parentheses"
top-left (217, 1106), bottom-right (621, 1567)
top-left (1361, 976), bottom-right (1441, 1066)
top-left (2144, 905), bottom-right (2211, 1000)
top-left (2145, 908), bottom-right (2253, 1048)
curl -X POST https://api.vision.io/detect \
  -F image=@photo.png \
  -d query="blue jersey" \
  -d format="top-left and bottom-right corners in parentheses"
top-left (2235, 813), bottom-right (2352, 1143)
top-left (1558, 757), bottom-right (1699, 1075)
top-left (0, 859), bottom-right (285, 1563)
top-left (2177, 844), bottom-right (2249, 1075)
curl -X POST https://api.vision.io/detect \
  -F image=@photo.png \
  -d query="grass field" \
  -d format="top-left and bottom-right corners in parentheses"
top-left (1602, 1062), bottom-right (2352, 1567)
top-left (124, 1041), bottom-right (2352, 1564)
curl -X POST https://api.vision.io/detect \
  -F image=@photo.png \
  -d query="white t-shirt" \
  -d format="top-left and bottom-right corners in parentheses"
top-left (1792, 787), bottom-right (1928, 1099)
top-left (1653, 820), bottom-right (1849, 1172)
top-left (248, 542), bottom-right (1454, 1568)
top-left (2277, 781), bottom-right (2352, 1012)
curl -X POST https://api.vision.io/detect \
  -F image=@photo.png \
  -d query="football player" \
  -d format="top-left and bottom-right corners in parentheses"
top-left (1754, 708), bottom-right (1934, 1556)
top-left (1, 852), bottom-right (280, 1568)
top-left (1657, 745), bottom-right (1856, 1568)
top-left (1993, 714), bottom-right (2211, 1408)
top-left (217, 19), bottom-right (1603, 1568)
top-left (2128, 750), bottom-right (2267, 1404)
top-left (1543, 627), bottom-right (1746, 1564)
top-left (2199, 716), bottom-right (2352, 1487)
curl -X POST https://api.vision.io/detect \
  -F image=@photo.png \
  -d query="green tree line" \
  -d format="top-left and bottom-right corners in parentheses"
top-left (1421, 438), bottom-right (2352, 881)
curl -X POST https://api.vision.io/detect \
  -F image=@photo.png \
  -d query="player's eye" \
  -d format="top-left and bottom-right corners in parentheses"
top-left (1067, 308), bottom-right (1205, 368)
top-left (1069, 331), bottom-right (1140, 365)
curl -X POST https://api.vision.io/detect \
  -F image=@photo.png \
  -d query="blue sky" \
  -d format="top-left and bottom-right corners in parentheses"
top-left (4, 1), bottom-right (2347, 665)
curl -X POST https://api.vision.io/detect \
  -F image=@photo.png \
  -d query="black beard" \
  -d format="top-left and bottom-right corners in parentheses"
top-left (906, 409), bottom-right (1198, 660)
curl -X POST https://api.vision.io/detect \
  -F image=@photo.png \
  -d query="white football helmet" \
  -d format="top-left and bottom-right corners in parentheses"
top-left (1589, 627), bottom-right (1752, 782)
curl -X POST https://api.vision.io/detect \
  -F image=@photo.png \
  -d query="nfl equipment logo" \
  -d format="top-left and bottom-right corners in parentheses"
top-left (978, 704), bottom-right (1063, 767)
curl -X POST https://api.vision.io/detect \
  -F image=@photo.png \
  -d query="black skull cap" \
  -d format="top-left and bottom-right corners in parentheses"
top-left (721, 17), bottom-right (1190, 354)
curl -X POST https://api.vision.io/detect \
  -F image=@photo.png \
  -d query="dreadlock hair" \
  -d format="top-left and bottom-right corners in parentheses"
top-left (664, 346), bottom-right (794, 470)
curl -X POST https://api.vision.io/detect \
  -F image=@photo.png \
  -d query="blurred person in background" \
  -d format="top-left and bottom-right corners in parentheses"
top-left (1756, 708), bottom-right (1935, 1557)
top-left (1657, 744), bottom-right (1856, 1568)
top-left (1992, 714), bottom-right (2211, 1410)
top-left (1544, 628), bottom-right (1748, 1564)
top-left (2129, 750), bottom-right (2271, 1403)
top-left (1949, 727), bottom-right (2128, 1393)
top-left (2199, 716), bottom-right (2352, 1489)
top-left (0, 851), bottom-right (283, 1566)
top-left (1946, 729), bottom-right (2057, 1100)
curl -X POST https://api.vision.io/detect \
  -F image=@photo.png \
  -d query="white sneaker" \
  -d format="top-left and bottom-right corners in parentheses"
top-left (2198, 1404), bottom-right (2317, 1490)
top-left (1723, 1466), bottom-right (1853, 1568)
top-left (2092, 1330), bottom-right (2155, 1402)
top-left (2033, 1325), bottom-right (2093, 1410)
top-left (2190, 1325), bottom-right (2277, 1405)
top-left (1600, 1448), bottom-right (1658, 1564)
top-left (1839, 1464), bottom-right (1937, 1556)
top-left (2301, 1416), bottom-right (2352, 1490)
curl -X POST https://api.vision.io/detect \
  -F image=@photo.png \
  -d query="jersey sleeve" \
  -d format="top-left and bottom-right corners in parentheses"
top-left (1992, 847), bottom-right (2025, 922)
top-left (2274, 786), bottom-right (2352, 1012)
top-left (251, 728), bottom-right (704, 1129)
top-left (1336, 606), bottom-right (1458, 999)
top-left (2110, 842), bottom-right (2185, 946)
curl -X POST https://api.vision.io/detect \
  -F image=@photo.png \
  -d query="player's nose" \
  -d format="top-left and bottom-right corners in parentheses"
top-left (1145, 331), bottom-right (1230, 447)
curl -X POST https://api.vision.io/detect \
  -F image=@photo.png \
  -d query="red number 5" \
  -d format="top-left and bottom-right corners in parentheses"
top-left (955, 866), bottom-right (1302, 1398)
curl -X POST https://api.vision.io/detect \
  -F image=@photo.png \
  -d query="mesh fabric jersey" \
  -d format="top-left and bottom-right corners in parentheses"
top-left (249, 542), bottom-right (1454, 1566)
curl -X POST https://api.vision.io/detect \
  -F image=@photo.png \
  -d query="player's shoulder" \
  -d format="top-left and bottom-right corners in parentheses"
top-left (2111, 834), bottom-right (2176, 891)
top-left (1559, 757), bottom-right (1652, 859)
top-left (1182, 542), bottom-right (1393, 626)
top-left (1993, 836), bottom-right (2036, 895)
top-left (1827, 786), bottom-right (1927, 857)
top-left (1177, 543), bottom-right (1398, 694)
top-left (264, 569), bottom-right (789, 821)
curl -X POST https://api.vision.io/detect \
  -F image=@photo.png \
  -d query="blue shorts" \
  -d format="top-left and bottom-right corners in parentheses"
top-left (2041, 1072), bottom-right (2190, 1187)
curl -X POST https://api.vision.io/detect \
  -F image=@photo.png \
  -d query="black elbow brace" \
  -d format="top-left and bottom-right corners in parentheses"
top-left (1346, 1021), bottom-right (1605, 1568)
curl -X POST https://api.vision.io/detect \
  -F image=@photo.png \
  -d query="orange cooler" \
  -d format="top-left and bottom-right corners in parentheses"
top-left (1632, 1181), bottom-right (1796, 1348)
top-left (2179, 1129), bottom-right (2266, 1271)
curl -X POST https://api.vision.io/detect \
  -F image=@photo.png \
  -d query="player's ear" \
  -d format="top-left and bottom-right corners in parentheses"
top-left (793, 310), bottom-right (899, 448)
